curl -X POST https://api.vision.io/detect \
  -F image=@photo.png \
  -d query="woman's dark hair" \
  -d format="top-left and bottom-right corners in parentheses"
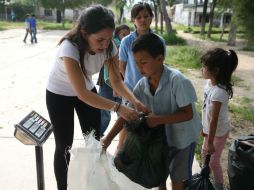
top-left (58, 5), bottom-right (115, 80)
top-left (114, 24), bottom-right (130, 39)
top-left (132, 33), bottom-right (165, 59)
top-left (201, 48), bottom-right (238, 98)
top-left (131, 2), bottom-right (153, 19)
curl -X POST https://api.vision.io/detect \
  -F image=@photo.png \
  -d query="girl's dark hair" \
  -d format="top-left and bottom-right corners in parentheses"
top-left (131, 2), bottom-right (154, 19)
top-left (114, 24), bottom-right (130, 39)
top-left (58, 5), bottom-right (115, 80)
top-left (132, 33), bottom-right (165, 58)
top-left (201, 48), bottom-right (238, 98)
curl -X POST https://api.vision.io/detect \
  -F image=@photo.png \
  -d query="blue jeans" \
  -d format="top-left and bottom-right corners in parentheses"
top-left (99, 80), bottom-right (121, 135)
top-left (31, 27), bottom-right (37, 43)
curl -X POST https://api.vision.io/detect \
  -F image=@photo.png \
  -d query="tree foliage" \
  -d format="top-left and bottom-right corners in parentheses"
top-left (39, 0), bottom-right (113, 10)
top-left (234, 0), bottom-right (254, 46)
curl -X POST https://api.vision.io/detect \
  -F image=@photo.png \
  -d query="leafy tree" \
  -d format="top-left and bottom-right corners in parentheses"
top-left (234, 0), bottom-right (254, 46)
top-left (114, 0), bottom-right (126, 24)
top-left (38, 0), bottom-right (113, 27)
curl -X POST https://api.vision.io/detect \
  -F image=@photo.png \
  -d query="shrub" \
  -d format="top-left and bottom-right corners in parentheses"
top-left (162, 32), bottom-right (186, 45)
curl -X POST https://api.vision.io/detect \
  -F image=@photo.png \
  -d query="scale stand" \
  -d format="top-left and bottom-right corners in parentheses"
top-left (35, 146), bottom-right (45, 190)
top-left (14, 110), bottom-right (53, 190)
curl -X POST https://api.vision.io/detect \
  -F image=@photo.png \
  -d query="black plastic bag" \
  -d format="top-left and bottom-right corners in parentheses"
top-left (114, 115), bottom-right (170, 188)
top-left (184, 154), bottom-right (215, 190)
top-left (228, 135), bottom-right (254, 190)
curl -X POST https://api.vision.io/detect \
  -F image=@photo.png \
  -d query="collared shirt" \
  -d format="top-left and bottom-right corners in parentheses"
top-left (119, 30), bottom-right (166, 91)
top-left (132, 65), bottom-right (202, 149)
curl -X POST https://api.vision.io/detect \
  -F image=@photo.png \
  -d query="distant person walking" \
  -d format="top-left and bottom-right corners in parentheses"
top-left (23, 14), bottom-right (32, 43)
top-left (30, 14), bottom-right (38, 43)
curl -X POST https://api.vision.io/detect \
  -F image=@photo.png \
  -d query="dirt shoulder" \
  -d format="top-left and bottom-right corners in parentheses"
top-left (177, 31), bottom-right (254, 189)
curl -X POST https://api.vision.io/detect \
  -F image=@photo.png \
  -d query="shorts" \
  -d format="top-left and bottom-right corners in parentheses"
top-left (168, 142), bottom-right (196, 182)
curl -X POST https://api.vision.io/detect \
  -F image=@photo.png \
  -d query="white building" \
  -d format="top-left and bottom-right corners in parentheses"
top-left (173, 0), bottom-right (231, 27)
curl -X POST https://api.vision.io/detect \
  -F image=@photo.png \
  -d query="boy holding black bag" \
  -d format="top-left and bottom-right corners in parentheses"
top-left (102, 33), bottom-right (202, 190)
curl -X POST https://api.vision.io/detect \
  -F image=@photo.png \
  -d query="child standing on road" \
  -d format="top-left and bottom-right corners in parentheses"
top-left (200, 48), bottom-right (238, 190)
top-left (102, 33), bottom-right (202, 190)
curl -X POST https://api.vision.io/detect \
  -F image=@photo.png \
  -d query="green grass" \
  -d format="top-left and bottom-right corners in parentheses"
top-left (0, 21), bottom-right (24, 30)
top-left (241, 46), bottom-right (254, 51)
top-left (162, 32), bottom-right (186, 45)
top-left (173, 23), bottom-right (230, 34)
top-left (165, 46), bottom-right (201, 72)
top-left (194, 101), bottom-right (203, 163)
top-left (195, 135), bottom-right (204, 163)
top-left (232, 75), bottom-right (243, 86)
top-left (0, 20), bottom-right (72, 30)
top-left (229, 97), bottom-right (254, 123)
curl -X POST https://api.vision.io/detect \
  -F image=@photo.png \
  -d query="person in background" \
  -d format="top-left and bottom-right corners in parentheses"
top-left (23, 14), bottom-right (32, 43)
top-left (201, 48), bottom-right (238, 190)
top-left (98, 24), bottom-right (130, 136)
top-left (30, 14), bottom-right (38, 43)
top-left (46, 5), bottom-right (148, 190)
top-left (102, 33), bottom-right (202, 190)
top-left (112, 24), bottom-right (130, 48)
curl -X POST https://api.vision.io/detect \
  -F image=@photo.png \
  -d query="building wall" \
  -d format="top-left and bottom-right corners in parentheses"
top-left (37, 7), bottom-right (74, 22)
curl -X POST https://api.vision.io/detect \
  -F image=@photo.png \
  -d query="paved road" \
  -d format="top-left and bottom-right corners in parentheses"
top-left (0, 29), bottom-right (200, 190)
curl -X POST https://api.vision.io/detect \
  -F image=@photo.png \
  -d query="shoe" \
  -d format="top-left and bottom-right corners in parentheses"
top-left (23, 40), bottom-right (26, 43)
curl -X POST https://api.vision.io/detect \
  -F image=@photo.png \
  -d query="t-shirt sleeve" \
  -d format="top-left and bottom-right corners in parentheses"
top-left (174, 77), bottom-right (197, 107)
top-left (58, 40), bottom-right (80, 63)
top-left (211, 87), bottom-right (228, 102)
top-left (119, 37), bottom-right (128, 62)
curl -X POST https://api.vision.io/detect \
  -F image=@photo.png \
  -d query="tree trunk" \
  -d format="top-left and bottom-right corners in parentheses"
top-left (160, 11), bottom-right (163, 34)
top-left (194, 0), bottom-right (198, 26)
top-left (118, 6), bottom-right (124, 24)
top-left (200, 0), bottom-right (209, 36)
top-left (207, 0), bottom-right (217, 38)
top-left (151, 0), bottom-right (158, 33)
top-left (159, 0), bottom-right (172, 34)
top-left (62, 9), bottom-right (65, 28)
top-left (220, 12), bottom-right (225, 41)
top-left (156, 0), bottom-right (163, 33)
top-left (228, 20), bottom-right (237, 46)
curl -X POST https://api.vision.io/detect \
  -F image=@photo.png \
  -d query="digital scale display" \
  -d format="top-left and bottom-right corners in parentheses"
top-left (14, 111), bottom-right (53, 145)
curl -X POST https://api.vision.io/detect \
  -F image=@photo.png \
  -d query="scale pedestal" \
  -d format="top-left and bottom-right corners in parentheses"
top-left (14, 110), bottom-right (53, 190)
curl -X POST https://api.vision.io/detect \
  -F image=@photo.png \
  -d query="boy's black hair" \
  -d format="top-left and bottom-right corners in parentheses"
top-left (132, 33), bottom-right (165, 58)
top-left (201, 48), bottom-right (238, 98)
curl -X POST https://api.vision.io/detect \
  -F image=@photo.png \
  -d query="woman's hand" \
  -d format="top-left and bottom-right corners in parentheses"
top-left (133, 100), bottom-right (151, 113)
top-left (117, 105), bottom-right (139, 122)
